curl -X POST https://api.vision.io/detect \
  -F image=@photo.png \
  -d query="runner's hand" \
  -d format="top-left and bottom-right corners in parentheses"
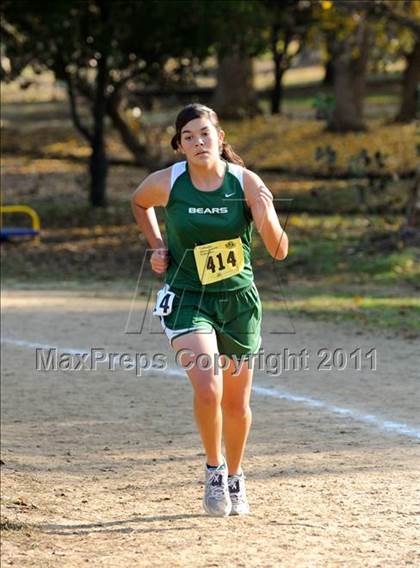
top-left (151, 248), bottom-right (169, 274)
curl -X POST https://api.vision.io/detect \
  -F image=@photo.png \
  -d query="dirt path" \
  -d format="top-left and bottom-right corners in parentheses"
top-left (1, 290), bottom-right (419, 567)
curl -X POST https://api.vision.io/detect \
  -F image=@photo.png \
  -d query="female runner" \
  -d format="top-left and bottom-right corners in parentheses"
top-left (132, 103), bottom-right (288, 516)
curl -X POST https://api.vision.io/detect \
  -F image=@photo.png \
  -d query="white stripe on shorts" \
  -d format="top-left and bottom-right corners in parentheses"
top-left (159, 317), bottom-right (213, 346)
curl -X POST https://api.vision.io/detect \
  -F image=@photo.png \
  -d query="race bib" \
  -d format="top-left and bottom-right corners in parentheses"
top-left (153, 284), bottom-right (175, 317)
top-left (193, 237), bottom-right (244, 285)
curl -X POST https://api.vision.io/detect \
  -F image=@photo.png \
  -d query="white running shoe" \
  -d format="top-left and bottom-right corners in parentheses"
top-left (228, 472), bottom-right (250, 515)
top-left (203, 460), bottom-right (232, 517)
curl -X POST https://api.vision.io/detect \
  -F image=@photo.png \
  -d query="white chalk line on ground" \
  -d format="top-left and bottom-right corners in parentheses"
top-left (2, 337), bottom-right (420, 440)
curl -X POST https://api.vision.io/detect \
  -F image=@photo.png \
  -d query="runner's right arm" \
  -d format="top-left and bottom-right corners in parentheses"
top-left (131, 169), bottom-right (171, 274)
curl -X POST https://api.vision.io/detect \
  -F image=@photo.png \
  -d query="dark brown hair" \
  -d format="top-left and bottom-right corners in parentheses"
top-left (170, 103), bottom-right (245, 167)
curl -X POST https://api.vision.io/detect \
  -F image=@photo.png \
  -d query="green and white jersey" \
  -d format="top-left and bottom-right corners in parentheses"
top-left (164, 160), bottom-right (254, 292)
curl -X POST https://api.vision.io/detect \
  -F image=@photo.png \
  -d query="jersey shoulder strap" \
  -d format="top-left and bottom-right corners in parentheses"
top-left (170, 161), bottom-right (187, 189)
top-left (227, 162), bottom-right (244, 190)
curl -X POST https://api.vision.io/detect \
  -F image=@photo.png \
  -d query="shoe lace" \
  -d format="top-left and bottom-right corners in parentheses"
top-left (228, 475), bottom-right (246, 503)
top-left (207, 469), bottom-right (227, 499)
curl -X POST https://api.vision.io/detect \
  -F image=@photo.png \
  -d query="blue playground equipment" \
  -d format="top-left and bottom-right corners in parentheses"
top-left (0, 205), bottom-right (41, 242)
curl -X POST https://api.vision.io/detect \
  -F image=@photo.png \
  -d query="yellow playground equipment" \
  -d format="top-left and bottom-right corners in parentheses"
top-left (0, 205), bottom-right (41, 242)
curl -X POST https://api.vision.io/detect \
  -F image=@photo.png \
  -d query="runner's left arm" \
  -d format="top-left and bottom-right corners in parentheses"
top-left (243, 169), bottom-right (288, 260)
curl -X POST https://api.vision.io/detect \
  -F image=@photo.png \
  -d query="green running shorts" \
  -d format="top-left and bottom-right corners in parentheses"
top-left (159, 283), bottom-right (262, 358)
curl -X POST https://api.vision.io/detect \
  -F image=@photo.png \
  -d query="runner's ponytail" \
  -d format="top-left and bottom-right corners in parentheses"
top-left (220, 141), bottom-right (244, 166)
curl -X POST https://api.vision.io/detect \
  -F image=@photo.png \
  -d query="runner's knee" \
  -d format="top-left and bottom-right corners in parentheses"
top-left (194, 380), bottom-right (222, 407)
top-left (221, 399), bottom-right (252, 420)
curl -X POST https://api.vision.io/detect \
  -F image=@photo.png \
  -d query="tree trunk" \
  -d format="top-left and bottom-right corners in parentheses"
top-left (271, 63), bottom-right (285, 115)
top-left (212, 47), bottom-right (259, 119)
top-left (405, 167), bottom-right (420, 228)
top-left (323, 58), bottom-right (335, 87)
top-left (395, 37), bottom-right (420, 123)
top-left (90, 53), bottom-right (108, 207)
top-left (322, 32), bottom-right (336, 87)
top-left (271, 24), bottom-right (287, 115)
top-left (90, 139), bottom-right (107, 207)
top-left (328, 19), bottom-right (370, 132)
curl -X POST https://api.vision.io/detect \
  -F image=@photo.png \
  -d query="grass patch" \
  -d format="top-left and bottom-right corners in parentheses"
top-left (263, 294), bottom-right (420, 336)
top-left (264, 176), bottom-right (411, 214)
top-left (226, 116), bottom-right (417, 174)
top-left (252, 214), bottom-right (420, 289)
top-left (279, 92), bottom-right (399, 113)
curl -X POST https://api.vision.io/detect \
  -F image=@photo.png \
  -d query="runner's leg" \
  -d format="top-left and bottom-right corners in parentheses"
top-left (221, 357), bottom-right (254, 475)
top-left (172, 329), bottom-right (224, 466)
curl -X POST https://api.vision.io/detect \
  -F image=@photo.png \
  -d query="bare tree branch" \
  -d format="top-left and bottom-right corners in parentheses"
top-left (65, 72), bottom-right (93, 144)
